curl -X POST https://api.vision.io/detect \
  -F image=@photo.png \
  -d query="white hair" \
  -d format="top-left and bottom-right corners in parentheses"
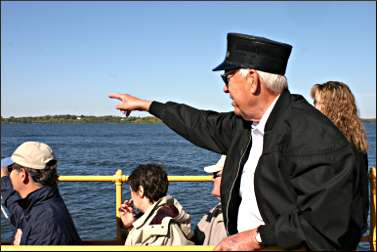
top-left (239, 68), bottom-right (288, 93)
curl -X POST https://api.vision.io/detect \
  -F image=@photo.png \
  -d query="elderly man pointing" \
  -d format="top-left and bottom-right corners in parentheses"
top-left (109, 33), bottom-right (361, 250)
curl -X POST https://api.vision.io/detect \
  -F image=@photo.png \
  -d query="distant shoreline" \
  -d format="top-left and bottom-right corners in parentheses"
top-left (0, 115), bottom-right (162, 124)
top-left (1, 115), bottom-right (375, 124)
top-left (362, 118), bottom-right (376, 123)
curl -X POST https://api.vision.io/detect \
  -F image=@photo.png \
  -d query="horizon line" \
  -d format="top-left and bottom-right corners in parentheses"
top-left (1, 114), bottom-right (376, 121)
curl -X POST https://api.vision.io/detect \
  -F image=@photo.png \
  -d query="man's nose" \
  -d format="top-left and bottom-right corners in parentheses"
top-left (223, 84), bottom-right (229, 93)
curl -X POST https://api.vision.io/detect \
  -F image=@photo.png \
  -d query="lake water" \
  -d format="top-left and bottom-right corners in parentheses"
top-left (1, 122), bottom-right (376, 250)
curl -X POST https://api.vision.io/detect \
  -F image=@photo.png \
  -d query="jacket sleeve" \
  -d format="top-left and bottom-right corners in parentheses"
top-left (192, 214), bottom-right (207, 245)
top-left (258, 144), bottom-right (356, 250)
top-left (149, 101), bottom-right (236, 154)
top-left (1, 176), bottom-right (23, 228)
top-left (166, 223), bottom-right (194, 245)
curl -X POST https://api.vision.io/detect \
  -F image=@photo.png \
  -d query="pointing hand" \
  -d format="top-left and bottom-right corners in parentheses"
top-left (108, 93), bottom-right (152, 117)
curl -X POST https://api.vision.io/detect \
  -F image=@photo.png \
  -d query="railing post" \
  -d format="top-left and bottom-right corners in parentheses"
top-left (114, 169), bottom-right (123, 242)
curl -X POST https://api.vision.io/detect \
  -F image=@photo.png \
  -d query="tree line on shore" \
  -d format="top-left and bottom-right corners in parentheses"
top-left (0, 115), bottom-right (162, 124)
top-left (0, 115), bottom-right (375, 124)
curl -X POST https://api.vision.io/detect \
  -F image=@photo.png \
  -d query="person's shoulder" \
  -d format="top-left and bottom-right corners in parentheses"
top-left (31, 195), bottom-right (69, 221)
top-left (150, 203), bottom-right (179, 225)
top-left (275, 93), bottom-right (351, 153)
top-left (28, 204), bottom-right (57, 228)
top-left (204, 203), bottom-right (223, 223)
top-left (288, 94), bottom-right (324, 118)
top-left (285, 93), bottom-right (340, 131)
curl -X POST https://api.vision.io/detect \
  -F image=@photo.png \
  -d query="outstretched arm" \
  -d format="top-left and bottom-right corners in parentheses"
top-left (108, 93), bottom-right (238, 155)
top-left (108, 93), bottom-right (152, 117)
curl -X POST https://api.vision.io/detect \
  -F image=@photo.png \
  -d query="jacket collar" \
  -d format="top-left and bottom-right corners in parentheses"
top-left (252, 95), bottom-right (280, 134)
top-left (265, 89), bottom-right (292, 132)
top-left (19, 186), bottom-right (58, 213)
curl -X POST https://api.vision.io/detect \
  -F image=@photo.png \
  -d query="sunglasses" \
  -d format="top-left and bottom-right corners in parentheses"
top-left (213, 172), bottom-right (222, 179)
top-left (7, 164), bottom-right (14, 173)
top-left (220, 69), bottom-right (238, 86)
top-left (7, 163), bottom-right (24, 174)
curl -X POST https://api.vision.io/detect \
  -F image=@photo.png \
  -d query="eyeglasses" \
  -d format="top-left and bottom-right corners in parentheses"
top-left (221, 69), bottom-right (238, 86)
top-left (213, 172), bottom-right (222, 179)
top-left (7, 164), bottom-right (14, 173)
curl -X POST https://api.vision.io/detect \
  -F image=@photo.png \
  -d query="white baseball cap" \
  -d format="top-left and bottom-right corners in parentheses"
top-left (204, 155), bottom-right (226, 173)
top-left (10, 141), bottom-right (55, 170)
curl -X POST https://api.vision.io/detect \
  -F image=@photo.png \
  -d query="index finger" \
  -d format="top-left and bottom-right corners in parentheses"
top-left (108, 93), bottom-right (123, 101)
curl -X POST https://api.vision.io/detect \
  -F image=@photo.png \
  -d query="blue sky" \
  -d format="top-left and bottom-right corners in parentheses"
top-left (1, 1), bottom-right (376, 118)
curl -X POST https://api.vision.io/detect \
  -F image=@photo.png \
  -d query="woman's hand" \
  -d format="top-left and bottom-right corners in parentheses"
top-left (119, 199), bottom-right (135, 229)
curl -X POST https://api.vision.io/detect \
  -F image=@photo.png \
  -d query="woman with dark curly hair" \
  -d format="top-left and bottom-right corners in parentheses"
top-left (311, 81), bottom-right (369, 249)
top-left (119, 163), bottom-right (193, 246)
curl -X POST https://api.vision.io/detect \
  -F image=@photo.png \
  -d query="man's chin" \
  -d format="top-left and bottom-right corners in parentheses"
top-left (233, 109), bottom-right (250, 121)
top-left (233, 109), bottom-right (242, 117)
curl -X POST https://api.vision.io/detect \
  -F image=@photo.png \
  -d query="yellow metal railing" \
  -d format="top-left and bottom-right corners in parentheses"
top-left (1, 167), bottom-right (375, 251)
top-left (1, 171), bottom-right (213, 250)
top-left (0, 245), bottom-right (215, 251)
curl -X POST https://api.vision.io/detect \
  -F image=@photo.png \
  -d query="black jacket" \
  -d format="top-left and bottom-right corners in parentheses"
top-left (1, 176), bottom-right (81, 245)
top-left (150, 89), bottom-right (368, 250)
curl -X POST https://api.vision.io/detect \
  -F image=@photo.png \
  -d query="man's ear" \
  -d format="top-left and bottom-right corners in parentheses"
top-left (137, 186), bottom-right (144, 198)
top-left (20, 168), bottom-right (30, 184)
top-left (248, 69), bottom-right (260, 94)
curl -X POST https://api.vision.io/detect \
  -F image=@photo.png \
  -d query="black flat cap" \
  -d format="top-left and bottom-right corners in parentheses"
top-left (213, 33), bottom-right (292, 75)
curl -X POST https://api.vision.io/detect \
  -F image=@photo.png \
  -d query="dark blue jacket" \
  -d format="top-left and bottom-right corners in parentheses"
top-left (1, 176), bottom-right (81, 245)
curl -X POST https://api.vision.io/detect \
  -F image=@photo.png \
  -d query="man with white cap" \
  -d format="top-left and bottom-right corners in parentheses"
top-left (192, 155), bottom-right (227, 245)
top-left (1, 141), bottom-right (81, 245)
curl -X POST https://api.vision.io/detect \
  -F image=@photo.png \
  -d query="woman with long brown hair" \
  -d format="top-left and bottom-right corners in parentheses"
top-left (310, 81), bottom-right (369, 249)
top-left (311, 81), bottom-right (368, 153)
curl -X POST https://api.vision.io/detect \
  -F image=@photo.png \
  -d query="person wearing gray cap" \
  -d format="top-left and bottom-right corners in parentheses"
top-left (192, 155), bottom-right (227, 246)
top-left (1, 141), bottom-right (81, 245)
top-left (108, 33), bottom-right (361, 250)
